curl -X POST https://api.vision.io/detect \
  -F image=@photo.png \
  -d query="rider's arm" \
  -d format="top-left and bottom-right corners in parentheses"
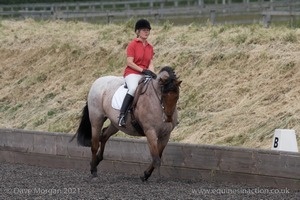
top-left (127, 57), bottom-right (143, 72)
top-left (148, 59), bottom-right (154, 73)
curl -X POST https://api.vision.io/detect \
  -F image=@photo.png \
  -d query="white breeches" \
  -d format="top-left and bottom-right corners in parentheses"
top-left (125, 74), bottom-right (143, 96)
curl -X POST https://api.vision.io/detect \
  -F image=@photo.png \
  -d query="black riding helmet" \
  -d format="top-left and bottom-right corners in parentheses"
top-left (135, 19), bottom-right (151, 32)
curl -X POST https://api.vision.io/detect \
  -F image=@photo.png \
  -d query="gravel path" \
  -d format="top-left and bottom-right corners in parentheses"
top-left (0, 162), bottom-right (299, 200)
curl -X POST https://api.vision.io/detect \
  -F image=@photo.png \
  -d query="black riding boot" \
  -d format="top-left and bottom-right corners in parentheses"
top-left (118, 94), bottom-right (134, 127)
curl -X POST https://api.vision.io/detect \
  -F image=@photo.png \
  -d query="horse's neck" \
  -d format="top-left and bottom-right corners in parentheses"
top-left (143, 79), bottom-right (161, 97)
top-left (133, 79), bottom-right (159, 108)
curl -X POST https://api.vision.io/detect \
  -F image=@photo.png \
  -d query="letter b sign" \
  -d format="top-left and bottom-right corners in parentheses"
top-left (271, 129), bottom-right (298, 152)
top-left (273, 137), bottom-right (279, 148)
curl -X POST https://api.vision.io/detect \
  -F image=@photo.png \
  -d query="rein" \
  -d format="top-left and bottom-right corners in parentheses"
top-left (151, 79), bottom-right (170, 122)
top-left (151, 79), bottom-right (164, 111)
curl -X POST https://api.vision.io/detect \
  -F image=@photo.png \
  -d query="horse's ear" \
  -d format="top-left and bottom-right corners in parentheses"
top-left (175, 80), bottom-right (182, 87)
top-left (159, 73), bottom-right (169, 84)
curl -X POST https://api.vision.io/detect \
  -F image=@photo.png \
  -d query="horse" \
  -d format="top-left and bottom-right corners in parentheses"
top-left (74, 66), bottom-right (182, 181)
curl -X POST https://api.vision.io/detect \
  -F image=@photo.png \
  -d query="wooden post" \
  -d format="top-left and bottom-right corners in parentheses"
top-left (210, 10), bottom-right (216, 25)
top-left (270, 0), bottom-right (274, 11)
top-left (160, 1), bottom-right (164, 9)
top-left (290, 14), bottom-right (295, 28)
top-left (154, 13), bottom-right (159, 24)
top-left (51, 6), bottom-right (56, 20)
top-left (222, 0), bottom-right (227, 13)
top-left (263, 13), bottom-right (271, 28)
top-left (107, 14), bottom-right (113, 24)
top-left (174, 0), bottom-right (178, 7)
top-left (198, 0), bottom-right (203, 7)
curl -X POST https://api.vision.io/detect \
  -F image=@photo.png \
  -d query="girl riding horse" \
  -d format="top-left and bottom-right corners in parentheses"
top-left (118, 19), bottom-right (157, 127)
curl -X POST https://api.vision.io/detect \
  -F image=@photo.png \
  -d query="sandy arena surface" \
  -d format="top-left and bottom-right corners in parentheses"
top-left (0, 162), bottom-right (299, 200)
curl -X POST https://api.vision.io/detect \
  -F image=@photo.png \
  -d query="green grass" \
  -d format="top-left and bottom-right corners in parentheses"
top-left (41, 93), bottom-right (57, 103)
top-left (10, 103), bottom-right (22, 113)
top-left (33, 116), bottom-right (47, 127)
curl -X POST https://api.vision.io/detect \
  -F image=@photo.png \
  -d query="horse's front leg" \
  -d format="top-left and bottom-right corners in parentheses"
top-left (141, 130), bottom-right (161, 182)
top-left (141, 132), bottom-right (171, 182)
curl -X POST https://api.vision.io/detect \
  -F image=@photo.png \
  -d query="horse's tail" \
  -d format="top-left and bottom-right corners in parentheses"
top-left (73, 103), bottom-right (92, 147)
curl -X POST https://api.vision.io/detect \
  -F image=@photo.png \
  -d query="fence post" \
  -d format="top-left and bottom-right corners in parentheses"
top-left (290, 13), bottom-right (295, 28)
top-left (269, 0), bottom-right (274, 11)
top-left (262, 12), bottom-right (271, 28)
top-left (107, 13), bottom-right (113, 24)
top-left (51, 5), bottom-right (56, 20)
top-left (210, 10), bottom-right (216, 25)
top-left (160, 1), bottom-right (164, 9)
top-left (174, 0), bottom-right (178, 7)
top-left (154, 13), bottom-right (159, 24)
top-left (198, 0), bottom-right (204, 8)
top-left (222, 0), bottom-right (227, 13)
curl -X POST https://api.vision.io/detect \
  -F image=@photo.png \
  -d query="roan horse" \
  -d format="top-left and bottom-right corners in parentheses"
top-left (74, 66), bottom-right (182, 181)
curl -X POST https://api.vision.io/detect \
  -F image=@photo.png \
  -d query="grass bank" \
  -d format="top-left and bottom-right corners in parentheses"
top-left (1, 19), bottom-right (300, 149)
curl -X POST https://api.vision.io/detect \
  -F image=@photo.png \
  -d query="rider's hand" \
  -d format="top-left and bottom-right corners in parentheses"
top-left (142, 69), bottom-right (157, 79)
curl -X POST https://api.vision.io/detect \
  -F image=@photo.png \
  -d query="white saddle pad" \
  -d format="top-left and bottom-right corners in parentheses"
top-left (112, 85), bottom-right (128, 110)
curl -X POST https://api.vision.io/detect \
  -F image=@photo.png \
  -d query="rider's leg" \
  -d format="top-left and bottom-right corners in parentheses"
top-left (118, 93), bottom-right (133, 127)
top-left (118, 74), bottom-right (143, 127)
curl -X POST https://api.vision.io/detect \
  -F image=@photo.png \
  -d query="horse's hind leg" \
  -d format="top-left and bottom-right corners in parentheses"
top-left (90, 117), bottom-right (106, 177)
top-left (96, 123), bottom-right (119, 164)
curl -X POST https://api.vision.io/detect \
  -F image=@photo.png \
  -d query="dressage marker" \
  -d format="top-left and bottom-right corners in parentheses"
top-left (271, 129), bottom-right (298, 153)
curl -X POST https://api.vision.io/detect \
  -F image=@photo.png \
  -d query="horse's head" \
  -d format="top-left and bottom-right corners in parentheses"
top-left (157, 67), bottom-right (182, 122)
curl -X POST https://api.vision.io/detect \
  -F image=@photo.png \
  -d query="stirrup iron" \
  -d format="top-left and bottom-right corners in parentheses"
top-left (118, 114), bottom-right (126, 127)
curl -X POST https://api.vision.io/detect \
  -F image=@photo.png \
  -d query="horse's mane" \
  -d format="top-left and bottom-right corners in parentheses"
top-left (159, 66), bottom-right (179, 93)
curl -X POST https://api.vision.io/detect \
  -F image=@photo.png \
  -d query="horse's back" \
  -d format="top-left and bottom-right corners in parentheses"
top-left (88, 76), bottom-right (124, 114)
top-left (89, 76), bottom-right (123, 97)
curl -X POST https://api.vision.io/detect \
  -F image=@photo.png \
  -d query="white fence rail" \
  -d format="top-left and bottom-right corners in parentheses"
top-left (0, 0), bottom-right (299, 25)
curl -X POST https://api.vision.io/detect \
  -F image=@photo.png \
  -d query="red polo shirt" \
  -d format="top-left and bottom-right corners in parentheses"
top-left (123, 38), bottom-right (154, 77)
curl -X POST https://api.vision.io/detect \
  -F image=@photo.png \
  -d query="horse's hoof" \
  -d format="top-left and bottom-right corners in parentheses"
top-left (140, 171), bottom-right (151, 182)
top-left (140, 176), bottom-right (148, 182)
top-left (91, 171), bottom-right (98, 177)
top-left (89, 172), bottom-right (98, 182)
top-left (89, 176), bottom-right (98, 182)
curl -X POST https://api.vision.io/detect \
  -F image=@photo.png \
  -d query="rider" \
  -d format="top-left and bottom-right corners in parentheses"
top-left (118, 19), bottom-right (157, 127)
